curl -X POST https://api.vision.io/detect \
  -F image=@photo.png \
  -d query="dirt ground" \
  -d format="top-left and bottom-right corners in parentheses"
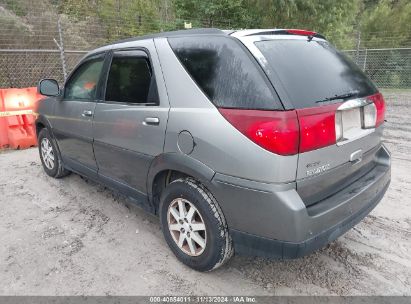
top-left (0, 92), bottom-right (410, 296)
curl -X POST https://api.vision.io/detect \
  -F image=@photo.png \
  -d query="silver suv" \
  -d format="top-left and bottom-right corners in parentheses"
top-left (36, 28), bottom-right (391, 271)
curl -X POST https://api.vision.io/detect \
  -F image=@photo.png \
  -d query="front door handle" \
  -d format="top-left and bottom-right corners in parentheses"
top-left (82, 110), bottom-right (93, 117)
top-left (144, 117), bottom-right (160, 126)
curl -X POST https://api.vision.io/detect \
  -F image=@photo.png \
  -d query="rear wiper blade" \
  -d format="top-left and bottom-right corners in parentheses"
top-left (315, 91), bottom-right (359, 103)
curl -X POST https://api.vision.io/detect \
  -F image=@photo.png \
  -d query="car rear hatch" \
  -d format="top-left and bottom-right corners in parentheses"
top-left (234, 30), bottom-right (387, 206)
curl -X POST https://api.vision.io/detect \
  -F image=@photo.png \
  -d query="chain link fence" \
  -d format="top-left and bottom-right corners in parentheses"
top-left (344, 48), bottom-right (411, 89)
top-left (1, 47), bottom-right (410, 90)
top-left (0, 1), bottom-right (410, 96)
top-left (0, 49), bottom-right (85, 88)
top-left (0, 8), bottom-right (240, 88)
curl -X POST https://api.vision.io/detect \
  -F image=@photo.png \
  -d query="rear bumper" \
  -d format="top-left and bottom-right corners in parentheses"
top-left (210, 144), bottom-right (391, 258)
top-left (230, 179), bottom-right (389, 258)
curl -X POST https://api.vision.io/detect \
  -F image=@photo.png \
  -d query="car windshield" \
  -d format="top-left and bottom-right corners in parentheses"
top-left (255, 39), bottom-right (378, 109)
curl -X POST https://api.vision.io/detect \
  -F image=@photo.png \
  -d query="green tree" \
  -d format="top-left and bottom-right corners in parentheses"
top-left (172, 0), bottom-right (359, 47)
top-left (96, 0), bottom-right (160, 39)
top-left (58, 0), bottom-right (161, 39)
top-left (361, 0), bottom-right (411, 48)
top-left (173, 0), bottom-right (261, 28)
top-left (255, 0), bottom-right (360, 48)
top-left (57, 0), bottom-right (97, 18)
top-left (360, 0), bottom-right (411, 88)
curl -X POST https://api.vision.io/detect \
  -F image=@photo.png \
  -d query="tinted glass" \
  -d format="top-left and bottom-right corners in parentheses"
top-left (65, 57), bottom-right (104, 100)
top-left (105, 55), bottom-right (155, 104)
top-left (169, 36), bottom-right (282, 110)
top-left (255, 39), bottom-right (378, 109)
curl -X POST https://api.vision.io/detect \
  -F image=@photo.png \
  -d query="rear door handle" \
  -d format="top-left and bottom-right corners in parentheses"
top-left (144, 117), bottom-right (160, 125)
top-left (82, 110), bottom-right (93, 117)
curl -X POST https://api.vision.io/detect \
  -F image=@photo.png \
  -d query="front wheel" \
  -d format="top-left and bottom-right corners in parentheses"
top-left (38, 128), bottom-right (70, 178)
top-left (159, 178), bottom-right (233, 271)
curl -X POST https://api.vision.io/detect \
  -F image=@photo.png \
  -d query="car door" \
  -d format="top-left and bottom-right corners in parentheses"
top-left (51, 52), bottom-right (107, 177)
top-left (93, 41), bottom-right (169, 198)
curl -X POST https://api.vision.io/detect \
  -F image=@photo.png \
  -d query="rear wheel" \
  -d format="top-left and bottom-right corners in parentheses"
top-left (38, 128), bottom-right (70, 178)
top-left (160, 178), bottom-right (233, 271)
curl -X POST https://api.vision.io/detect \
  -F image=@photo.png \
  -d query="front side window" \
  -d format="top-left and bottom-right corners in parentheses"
top-left (105, 52), bottom-right (157, 104)
top-left (64, 57), bottom-right (104, 100)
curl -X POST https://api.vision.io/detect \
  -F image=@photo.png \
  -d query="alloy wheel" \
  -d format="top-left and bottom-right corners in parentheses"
top-left (41, 138), bottom-right (55, 170)
top-left (167, 198), bottom-right (207, 256)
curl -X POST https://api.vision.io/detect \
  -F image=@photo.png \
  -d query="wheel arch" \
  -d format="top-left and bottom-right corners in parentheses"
top-left (147, 153), bottom-right (216, 214)
top-left (35, 115), bottom-right (52, 138)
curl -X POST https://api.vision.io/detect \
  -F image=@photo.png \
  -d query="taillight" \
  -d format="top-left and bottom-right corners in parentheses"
top-left (218, 109), bottom-right (299, 156)
top-left (362, 103), bottom-right (377, 129)
top-left (219, 94), bottom-right (384, 156)
top-left (369, 92), bottom-right (386, 127)
top-left (296, 103), bottom-right (341, 153)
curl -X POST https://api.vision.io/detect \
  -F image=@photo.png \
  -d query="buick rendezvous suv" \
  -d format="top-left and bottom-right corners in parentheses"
top-left (35, 28), bottom-right (391, 271)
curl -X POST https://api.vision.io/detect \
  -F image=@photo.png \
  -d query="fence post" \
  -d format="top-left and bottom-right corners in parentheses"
top-left (53, 17), bottom-right (67, 81)
top-left (363, 48), bottom-right (368, 71)
top-left (355, 30), bottom-right (361, 65)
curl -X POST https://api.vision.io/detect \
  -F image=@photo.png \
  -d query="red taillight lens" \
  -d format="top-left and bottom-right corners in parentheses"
top-left (218, 108), bottom-right (299, 156)
top-left (219, 95), bottom-right (383, 155)
top-left (369, 92), bottom-right (386, 127)
top-left (296, 103), bottom-right (340, 153)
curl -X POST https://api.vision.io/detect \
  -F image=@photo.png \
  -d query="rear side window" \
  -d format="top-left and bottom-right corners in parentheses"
top-left (255, 39), bottom-right (378, 109)
top-left (168, 36), bottom-right (282, 110)
top-left (105, 51), bottom-right (158, 105)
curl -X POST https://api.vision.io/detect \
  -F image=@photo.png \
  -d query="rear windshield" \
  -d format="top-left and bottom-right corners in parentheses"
top-left (168, 36), bottom-right (282, 110)
top-left (255, 39), bottom-right (378, 109)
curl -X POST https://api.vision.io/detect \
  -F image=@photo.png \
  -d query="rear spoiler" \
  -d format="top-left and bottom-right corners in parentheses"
top-left (241, 29), bottom-right (326, 40)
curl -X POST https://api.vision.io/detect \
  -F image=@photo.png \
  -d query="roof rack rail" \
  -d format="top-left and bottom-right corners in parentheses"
top-left (110, 28), bottom-right (227, 45)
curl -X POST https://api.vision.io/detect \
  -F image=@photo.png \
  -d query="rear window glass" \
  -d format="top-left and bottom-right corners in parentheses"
top-left (168, 36), bottom-right (282, 110)
top-left (255, 40), bottom-right (378, 109)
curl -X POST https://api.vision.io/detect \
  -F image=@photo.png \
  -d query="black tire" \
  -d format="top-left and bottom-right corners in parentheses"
top-left (38, 128), bottom-right (70, 178)
top-left (159, 177), bottom-right (233, 271)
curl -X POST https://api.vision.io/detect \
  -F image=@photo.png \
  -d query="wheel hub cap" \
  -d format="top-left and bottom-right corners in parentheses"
top-left (167, 198), bottom-right (207, 256)
top-left (41, 138), bottom-right (55, 170)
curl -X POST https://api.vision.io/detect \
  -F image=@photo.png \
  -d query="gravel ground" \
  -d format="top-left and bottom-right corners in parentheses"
top-left (0, 92), bottom-right (410, 296)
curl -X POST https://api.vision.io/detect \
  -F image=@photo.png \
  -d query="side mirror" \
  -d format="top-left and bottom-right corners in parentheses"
top-left (38, 79), bottom-right (60, 97)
